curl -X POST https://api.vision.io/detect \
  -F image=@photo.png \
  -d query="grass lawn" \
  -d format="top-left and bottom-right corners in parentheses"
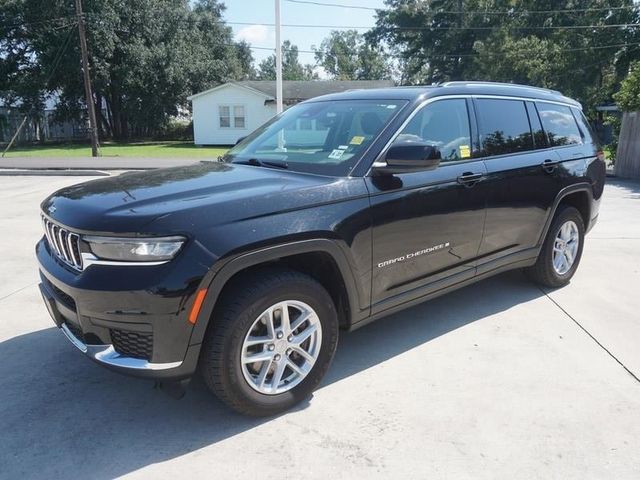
top-left (2, 141), bottom-right (229, 158)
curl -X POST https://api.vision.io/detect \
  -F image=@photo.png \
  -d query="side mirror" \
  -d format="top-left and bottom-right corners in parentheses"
top-left (372, 141), bottom-right (441, 174)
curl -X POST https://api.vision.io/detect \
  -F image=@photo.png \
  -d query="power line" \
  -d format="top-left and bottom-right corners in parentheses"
top-left (0, 16), bottom-right (77, 30)
top-left (284, 0), bottom-right (639, 15)
top-left (236, 40), bottom-right (640, 58)
top-left (226, 20), bottom-right (640, 31)
top-left (285, 0), bottom-right (378, 11)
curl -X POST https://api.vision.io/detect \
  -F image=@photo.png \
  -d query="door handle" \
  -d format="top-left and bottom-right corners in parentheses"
top-left (457, 172), bottom-right (483, 187)
top-left (541, 159), bottom-right (559, 173)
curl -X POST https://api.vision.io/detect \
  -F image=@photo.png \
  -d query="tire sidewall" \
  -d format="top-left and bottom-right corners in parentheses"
top-left (545, 207), bottom-right (585, 285)
top-left (220, 277), bottom-right (338, 413)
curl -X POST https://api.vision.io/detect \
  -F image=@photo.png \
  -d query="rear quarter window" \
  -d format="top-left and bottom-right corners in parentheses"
top-left (572, 109), bottom-right (597, 145)
top-left (536, 102), bottom-right (582, 146)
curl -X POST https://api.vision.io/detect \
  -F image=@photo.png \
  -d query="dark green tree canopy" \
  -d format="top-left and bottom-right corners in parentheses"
top-left (313, 30), bottom-right (392, 80)
top-left (256, 40), bottom-right (318, 80)
top-left (1, 0), bottom-right (253, 138)
top-left (614, 61), bottom-right (640, 111)
top-left (371, 0), bottom-right (640, 112)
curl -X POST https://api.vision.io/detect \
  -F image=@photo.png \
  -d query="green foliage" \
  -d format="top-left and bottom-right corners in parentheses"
top-left (604, 113), bottom-right (621, 164)
top-left (371, 0), bottom-right (640, 112)
top-left (1, 0), bottom-right (253, 139)
top-left (154, 119), bottom-right (193, 141)
top-left (257, 40), bottom-right (318, 80)
top-left (313, 30), bottom-right (392, 80)
top-left (614, 61), bottom-right (640, 112)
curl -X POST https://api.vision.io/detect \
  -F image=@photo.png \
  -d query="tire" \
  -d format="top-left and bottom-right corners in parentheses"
top-left (199, 268), bottom-right (339, 416)
top-left (526, 205), bottom-right (585, 288)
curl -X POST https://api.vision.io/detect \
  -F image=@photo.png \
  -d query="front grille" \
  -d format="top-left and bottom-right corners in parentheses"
top-left (111, 329), bottom-right (153, 360)
top-left (65, 321), bottom-right (85, 343)
top-left (42, 216), bottom-right (83, 270)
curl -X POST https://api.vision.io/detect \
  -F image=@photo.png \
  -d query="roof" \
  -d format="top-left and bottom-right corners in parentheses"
top-left (187, 80), bottom-right (395, 102)
top-left (313, 81), bottom-right (581, 108)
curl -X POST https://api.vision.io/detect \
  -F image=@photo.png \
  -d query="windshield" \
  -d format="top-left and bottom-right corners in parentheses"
top-left (224, 99), bottom-right (407, 176)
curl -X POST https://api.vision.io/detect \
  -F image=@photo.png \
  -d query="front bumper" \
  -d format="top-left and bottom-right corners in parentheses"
top-left (37, 237), bottom-right (211, 380)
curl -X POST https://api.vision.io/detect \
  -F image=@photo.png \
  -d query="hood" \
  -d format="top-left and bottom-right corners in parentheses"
top-left (41, 162), bottom-right (363, 234)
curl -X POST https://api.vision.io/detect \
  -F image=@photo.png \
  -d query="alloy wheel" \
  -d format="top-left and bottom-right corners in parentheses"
top-left (240, 300), bottom-right (322, 395)
top-left (552, 220), bottom-right (580, 275)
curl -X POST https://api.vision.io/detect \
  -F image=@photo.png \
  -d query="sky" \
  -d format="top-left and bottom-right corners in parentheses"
top-left (222, 0), bottom-right (386, 73)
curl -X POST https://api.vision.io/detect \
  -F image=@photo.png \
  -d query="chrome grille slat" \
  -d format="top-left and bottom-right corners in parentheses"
top-left (41, 215), bottom-right (83, 271)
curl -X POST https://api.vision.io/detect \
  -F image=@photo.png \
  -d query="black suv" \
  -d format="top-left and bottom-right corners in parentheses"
top-left (38, 82), bottom-right (605, 415)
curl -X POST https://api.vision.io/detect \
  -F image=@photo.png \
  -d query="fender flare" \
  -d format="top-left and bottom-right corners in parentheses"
top-left (188, 239), bottom-right (366, 345)
top-left (537, 182), bottom-right (593, 246)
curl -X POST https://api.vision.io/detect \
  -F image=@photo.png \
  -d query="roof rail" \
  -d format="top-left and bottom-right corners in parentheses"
top-left (441, 81), bottom-right (562, 96)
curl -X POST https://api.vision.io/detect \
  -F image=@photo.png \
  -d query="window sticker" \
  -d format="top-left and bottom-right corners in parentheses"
top-left (459, 145), bottom-right (471, 158)
top-left (328, 149), bottom-right (346, 160)
top-left (338, 145), bottom-right (349, 150)
top-left (349, 136), bottom-right (365, 145)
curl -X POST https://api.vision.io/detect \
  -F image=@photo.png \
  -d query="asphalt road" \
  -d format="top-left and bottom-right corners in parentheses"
top-left (1, 175), bottom-right (639, 479)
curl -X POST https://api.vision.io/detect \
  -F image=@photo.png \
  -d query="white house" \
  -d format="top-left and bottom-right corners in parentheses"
top-left (187, 80), bottom-right (395, 145)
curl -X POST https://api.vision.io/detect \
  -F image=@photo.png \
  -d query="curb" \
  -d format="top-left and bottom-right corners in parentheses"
top-left (0, 169), bottom-right (110, 176)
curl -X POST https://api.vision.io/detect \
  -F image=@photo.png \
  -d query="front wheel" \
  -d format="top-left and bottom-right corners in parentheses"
top-left (526, 205), bottom-right (585, 288)
top-left (200, 269), bottom-right (339, 416)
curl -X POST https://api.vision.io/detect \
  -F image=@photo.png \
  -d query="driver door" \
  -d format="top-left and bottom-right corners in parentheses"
top-left (365, 98), bottom-right (488, 313)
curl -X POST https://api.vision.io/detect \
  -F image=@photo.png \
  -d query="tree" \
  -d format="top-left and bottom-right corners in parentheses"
top-left (1, 0), bottom-right (254, 139)
top-left (370, 0), bottom-right (640, 112)
top-left (313, 30), bottom-right (391, 80)
top-left (614, 62), bottom-right (640, 111)
top-left (257, 40), bottom-right (318, 80)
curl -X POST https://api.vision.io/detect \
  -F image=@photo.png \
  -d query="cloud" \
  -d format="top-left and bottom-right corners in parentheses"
top-left (235, 24), bottom-right (270, 44)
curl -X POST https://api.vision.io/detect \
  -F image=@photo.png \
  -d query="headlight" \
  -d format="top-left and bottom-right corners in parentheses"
top-left (83, 236), bottom-right (186, 262)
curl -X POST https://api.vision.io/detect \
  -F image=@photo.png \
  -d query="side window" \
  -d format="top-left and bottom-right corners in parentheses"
top-left (572, 108), bottom-right (596, 145)
top-left (476, 99), bottom-right (534, 156)
top-left (397, 99), bottom-right (472, 162)
top-left (233, 105), bottom-right (245, 128)
top-left (219, 105), bottom-right (231, 128)
top-left (526, 101), bottom-right (548, 149)
top-left (536, 102), bottom-right (582, 146)
top-left (219, 105), bottom-right (245, 129)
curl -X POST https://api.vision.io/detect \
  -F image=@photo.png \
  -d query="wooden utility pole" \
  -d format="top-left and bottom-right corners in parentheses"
top-left (75, 0), bottom-right (99, 157)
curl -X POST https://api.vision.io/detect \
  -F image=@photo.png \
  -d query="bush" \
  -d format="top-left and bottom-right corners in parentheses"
top-left (154, 119), bottom-right (193, 141)
top-left (603, 114), bottom-right (621, 166)
top-left (614, 61), bottom-right (640, 112)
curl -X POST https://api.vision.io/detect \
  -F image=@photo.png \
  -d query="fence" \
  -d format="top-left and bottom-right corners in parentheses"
top-left (0, 109), bottom-right (86, 144)
top-left (615, 111), bottom-right (640, 180)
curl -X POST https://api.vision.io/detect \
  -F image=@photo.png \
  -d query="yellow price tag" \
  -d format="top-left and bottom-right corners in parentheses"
top-left (350, 136), bottom-right (365, 145)
top-left (459, 145), bottom-right (471, 158)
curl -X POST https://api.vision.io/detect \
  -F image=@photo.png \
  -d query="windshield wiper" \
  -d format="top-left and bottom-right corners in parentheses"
top-left (235, 158), bottom-right (289, 170)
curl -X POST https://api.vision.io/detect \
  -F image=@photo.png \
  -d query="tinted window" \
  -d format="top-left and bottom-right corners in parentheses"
top-left (526, 101), bottom-right (548, 149)
top-left (572, 108), bottom-right (596, 145)
top-left (477, 99), bottom-right (533, 156)
top-left (397, 99), bottom-right (472, 162)
top-left (537, 102), bottom-right (582, 146)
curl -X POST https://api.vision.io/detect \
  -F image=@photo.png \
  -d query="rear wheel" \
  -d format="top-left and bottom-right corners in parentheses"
top-left (526, 205), bottom-right (585, 288)
top-left (200, 268), bottom-right (339, 416)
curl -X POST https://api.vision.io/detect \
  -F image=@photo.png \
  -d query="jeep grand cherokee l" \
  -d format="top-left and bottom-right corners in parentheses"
top-left (37, 82), bottom-right (606, 416)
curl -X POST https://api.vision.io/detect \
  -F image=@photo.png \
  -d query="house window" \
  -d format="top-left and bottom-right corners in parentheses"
top-left (219, 105), bottom-right (245, 129)
top-left (233, 105), bottom-right (245, 128)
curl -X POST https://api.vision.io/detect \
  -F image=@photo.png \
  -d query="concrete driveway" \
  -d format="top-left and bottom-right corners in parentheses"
top-left (1, 175), bottom-right (639, 479)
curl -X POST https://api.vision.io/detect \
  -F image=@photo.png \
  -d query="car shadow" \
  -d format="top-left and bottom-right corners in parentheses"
top-left (0, 270), bottom-right (544, 479)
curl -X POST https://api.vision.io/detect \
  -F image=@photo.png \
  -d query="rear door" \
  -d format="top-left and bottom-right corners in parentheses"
top-left (366, 98), bottom-right (488, 313)
top-left (474, 97), bottom-right (562, 273)
top-left (535, 101), bottom-right (596, 189)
